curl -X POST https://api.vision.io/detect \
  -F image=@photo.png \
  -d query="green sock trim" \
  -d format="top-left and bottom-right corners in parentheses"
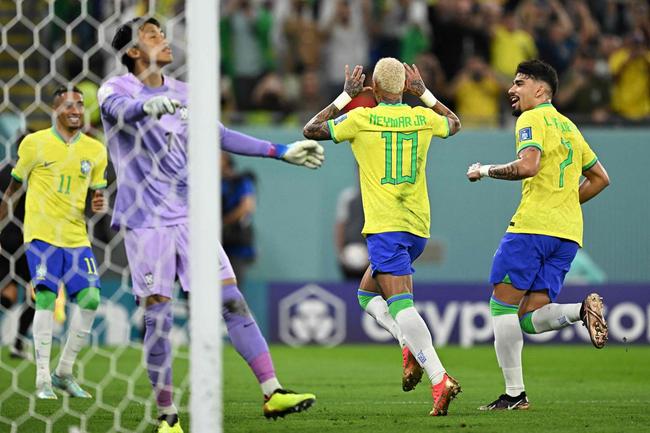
top-left (519, 312), bottom-right (537, 334)
top-left (76, 287), bottom-right (100, 311)
top-left (489, 297), bottom-right (518, 316)
top-left (387, 295), bottom-right (414, 319)
top-left (35, 290), bottom-right (56, 311)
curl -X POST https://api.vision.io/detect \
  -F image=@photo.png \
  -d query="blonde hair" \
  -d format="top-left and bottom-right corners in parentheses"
top-left (373, 58), bottom-right (405, 94)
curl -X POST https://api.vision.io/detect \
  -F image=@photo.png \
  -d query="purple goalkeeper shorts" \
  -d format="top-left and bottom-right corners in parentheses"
top-left (124, 224), bottom-right (235, 298)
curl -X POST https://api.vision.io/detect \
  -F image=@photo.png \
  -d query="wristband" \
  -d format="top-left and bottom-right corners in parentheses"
top-left (479, 165), bottom-right (493, 178)
top-left (420, 89), bottom-right (438, 107)
top-left (333, 92), bottom-right (352, 110)
top-left (269, 143), bottom-right (288, 159)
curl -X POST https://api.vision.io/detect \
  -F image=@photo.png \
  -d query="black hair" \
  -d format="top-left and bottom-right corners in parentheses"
top-left (111, 17), bottom-right (161, 73)
top-left (516, 59), bottom-right (559, 96)
top-left (52, 85), bottom-right (82, 103)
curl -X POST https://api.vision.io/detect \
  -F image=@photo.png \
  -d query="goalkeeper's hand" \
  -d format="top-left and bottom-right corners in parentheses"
top-left (143, 96), bottom-right (181, 119)
top-left (276, 140), bottom-right (325, 169)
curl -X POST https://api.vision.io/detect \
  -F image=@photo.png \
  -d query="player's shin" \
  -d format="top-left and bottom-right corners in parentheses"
top-left (33, 288), bottom-right (56, 386)
top-left (56, 287), bottom-right (99, 376)
top-left (222, 284), bottom-right (281, 396)
top-left (388, 293), bottom-right (445, 384)
top-left (358, 290), bottom-right (405, 348)
top-left (144, 300), bottom-right (177, 415)
top-left (490, 296), bottom-right (525, 397)
top-left (520, 303), bottom-right (581, 334)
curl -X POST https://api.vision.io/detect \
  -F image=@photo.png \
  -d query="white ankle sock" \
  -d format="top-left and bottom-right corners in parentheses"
top-left (261, 377), bottom-right (282, 397)
top-left (531, 303), bottom-right (581, 333)
top-left (493, 314), bottom-right (524, 397)
top-left (395, 307), bottom-right (445, 384)
top-left (365, 296), bottom-right (406, 348)
top-left (56, 307), bottom-right (96, 376)
top-left (33, 310), bottom-right (54, 386)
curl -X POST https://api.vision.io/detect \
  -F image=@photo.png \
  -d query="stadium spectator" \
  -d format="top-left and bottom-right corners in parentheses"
top-left (319, 0), bottom-right (372, 101)
top-left (304, 59), bottom-right (462, 416)
top-left (0, 86), bottom-right (108, 400)
top-left (554, 46), bottom-right (612, 124)
top-left (334, 182), bottom-right (368, 281)
top-left (221, 152), bottom-right (257, 290)
top-left (466, 59), bottom-right (610, 411)
top-left (533, 0), bottom-right (578, 76)
top-left (374, 0), bottom-right (430, 63)
top-left (450, 56), bottom-right (503, 128)
top-left (281, 0), bottom-right (322, 73)
top-left (609, 30), bottom-right (650, 121)
top-left (102, 17), bottom-right (321, 432)
top-left (490, 7), bottom-right (537, 80)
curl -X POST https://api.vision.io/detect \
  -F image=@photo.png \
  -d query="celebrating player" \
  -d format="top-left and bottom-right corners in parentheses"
top-left (0, 86), bottom-right (108, 399)
top-left (303, 58), bottom-right (462, 416)
top-left (466, 59), bottom-right (610, 410)
top-left (100, 17), bottom-right (320, 433)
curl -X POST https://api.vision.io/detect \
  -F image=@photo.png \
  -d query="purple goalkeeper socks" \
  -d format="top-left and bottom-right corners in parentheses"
top-left (222, 284), bottom-right (276, 383)
top-left (144, 301), bottom-right (174, 410)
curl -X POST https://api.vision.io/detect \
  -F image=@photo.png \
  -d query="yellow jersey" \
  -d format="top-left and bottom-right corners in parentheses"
top-left (328, 103), bottom-right (450, 238)
top-left (11, 127), bottom-right (108, 247)
top-left (507, 103), bottom-right (597, 246)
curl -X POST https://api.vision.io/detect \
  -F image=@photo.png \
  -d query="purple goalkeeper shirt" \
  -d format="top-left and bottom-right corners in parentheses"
top-left (99, 73), bottom-right (277, 229)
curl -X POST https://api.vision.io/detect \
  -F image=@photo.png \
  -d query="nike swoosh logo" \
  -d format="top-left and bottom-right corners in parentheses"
top-left (507, 402), bottom-right (522, 410)
top-left (43, 161), bottom-right (56, 167)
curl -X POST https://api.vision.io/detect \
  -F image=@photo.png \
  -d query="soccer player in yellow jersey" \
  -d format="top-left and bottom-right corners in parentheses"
top-left (0, 86), bottom-right (108, 400)
top-left (466, 60), bottom-right (611, 411)
top-left (304, 58), bottom-right (462, 416)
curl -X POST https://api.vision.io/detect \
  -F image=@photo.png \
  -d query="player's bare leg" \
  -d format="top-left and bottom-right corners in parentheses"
top-left (376, 273), bottom-right (460, 415)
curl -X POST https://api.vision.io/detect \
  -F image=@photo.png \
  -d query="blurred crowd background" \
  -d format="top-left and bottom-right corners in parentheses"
top-left (1, 0), bottom-right (649, 138)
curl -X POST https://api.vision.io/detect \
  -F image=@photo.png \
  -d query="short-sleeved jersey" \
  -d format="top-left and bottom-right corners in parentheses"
top-left (11, 127), bottom-right (108, 247)
top-left (328, 103), bottom-right (450, 238)
top-left (507, 103), bottom-right (598, 246)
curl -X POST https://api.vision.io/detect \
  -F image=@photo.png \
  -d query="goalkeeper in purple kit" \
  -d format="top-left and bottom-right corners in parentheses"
top-left (99, 17), bottom-right (319, 433)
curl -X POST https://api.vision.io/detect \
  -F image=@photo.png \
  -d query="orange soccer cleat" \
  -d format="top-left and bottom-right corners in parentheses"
top-left (429, 373), bottom-right (461, 416)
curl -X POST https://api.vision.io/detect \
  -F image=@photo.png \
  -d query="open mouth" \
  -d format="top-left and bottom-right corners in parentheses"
top-left (510, 95), bottom-right (519, 109)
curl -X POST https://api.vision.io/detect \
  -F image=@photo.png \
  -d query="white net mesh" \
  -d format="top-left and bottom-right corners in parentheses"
top-left (0, 2), bottom-right (192, 432)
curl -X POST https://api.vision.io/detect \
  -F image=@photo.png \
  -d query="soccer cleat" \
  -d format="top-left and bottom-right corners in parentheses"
top-left (401, 347), bottom-right (423, 392)
top-left (581, 293), bottom-right (608, 349)
top-left (153, 414), bottom-right (184, 433)
top-left (429, 373), bottom-right (461, 416)
top-left (9, 345), bottom-right (32, 361)
top-left (479, 392), bottom-right (529, 411)
top-left (51, 373), bottom-right (92, 398)
top-left (263, 389), bottom-right (316, 419)
top-left (36, 383), bottom-right (58, 400)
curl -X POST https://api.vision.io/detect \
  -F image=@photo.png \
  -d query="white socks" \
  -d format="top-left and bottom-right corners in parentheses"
top-left (365, 296), bottom-right (406, 348)
top-left (33, 310), bottom-right (54, 386)
top-left (492, 314), bottom-right (524, 397)
top-left (531, 303), bottom-right (581, 333)
top-left (395, 307), bottom-right (445, 384)
top-left (261, 377), bottom-right (282, 397)
top-left (56, 307), bottom-right (96, 376)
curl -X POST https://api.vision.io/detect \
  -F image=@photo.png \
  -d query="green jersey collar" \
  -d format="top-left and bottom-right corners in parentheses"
top-left (51, 126), bottom-right (81, 144)
top-left (378, 102), bottom-right (408, 107)
top-left (532, 102), bottom-right (553, 111)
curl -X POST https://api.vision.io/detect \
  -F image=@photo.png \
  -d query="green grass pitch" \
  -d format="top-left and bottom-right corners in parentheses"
top-left (1, 344), bottom-right (649, 432)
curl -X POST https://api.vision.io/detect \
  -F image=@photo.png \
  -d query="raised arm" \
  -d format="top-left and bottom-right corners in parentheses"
top-left (303, 64), bottom-right (370, 140)
top-left (579, 161), bottom-right (610, 204)
top-left (403, 63), bottom-right (461, 136)
top-left (466, 147), bottom-right (541, 182)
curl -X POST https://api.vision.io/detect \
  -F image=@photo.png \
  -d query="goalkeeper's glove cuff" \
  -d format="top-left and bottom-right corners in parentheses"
top-left (268, 143), bottom-right (289, 159)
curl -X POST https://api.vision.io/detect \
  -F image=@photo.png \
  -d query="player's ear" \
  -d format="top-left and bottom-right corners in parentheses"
top-left (126, 46), bottom-right (140, 61)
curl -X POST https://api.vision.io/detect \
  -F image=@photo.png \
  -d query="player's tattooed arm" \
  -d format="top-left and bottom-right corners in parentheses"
top-left (467, 147), bottom-right (540, 182)
top-left (487, 162), bottom-right (524, 180)
top-left (404, 63), bottom-right (461, 136)
top-left (303, 104), bottom-right (340, 140)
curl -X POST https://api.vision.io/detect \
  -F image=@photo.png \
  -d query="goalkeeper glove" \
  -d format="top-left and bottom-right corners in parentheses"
top-left (274, 140), bottom-right (325, 169)
top-left (143, 96), bottom-right (181, 119)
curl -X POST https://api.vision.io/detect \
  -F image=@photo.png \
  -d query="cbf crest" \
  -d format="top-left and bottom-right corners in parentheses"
top-left (80, 160), bottom-right (92, 178)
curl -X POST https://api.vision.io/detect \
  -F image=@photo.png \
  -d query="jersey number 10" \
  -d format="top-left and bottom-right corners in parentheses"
top-left (380, 131), bottom-right (418, 185)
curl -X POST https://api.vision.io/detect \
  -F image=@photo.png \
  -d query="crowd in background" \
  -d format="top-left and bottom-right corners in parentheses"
top-left (12, 0), bottom-right (650, 130)
top-left (217, 0), bottom-right (650, 127)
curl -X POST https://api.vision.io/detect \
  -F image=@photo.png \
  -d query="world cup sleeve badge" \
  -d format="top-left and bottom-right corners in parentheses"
top-left (518, 127), bottom-right (532, 142)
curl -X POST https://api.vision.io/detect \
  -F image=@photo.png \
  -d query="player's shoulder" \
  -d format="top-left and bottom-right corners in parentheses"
top-left (23, 128), bottom-right (53, 144)
top-left (79, 133), bottom-right (105, 149)
top-left (98, 73), bottom-right (140, 101)
top-left (164, 75), bottom-right (187, 92)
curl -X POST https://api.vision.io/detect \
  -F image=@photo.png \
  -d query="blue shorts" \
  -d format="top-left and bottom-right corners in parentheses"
top-left (489, 233), bottom-right (579, 302)
top-left (25, 239), bottom-right (101, 297)
top-left (366, 232), bottom-right (427, 276)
